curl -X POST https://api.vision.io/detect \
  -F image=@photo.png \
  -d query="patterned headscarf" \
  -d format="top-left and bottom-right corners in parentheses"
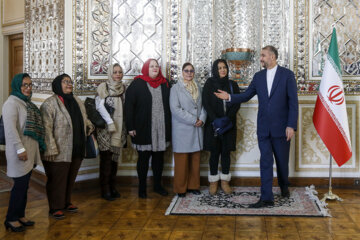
top-left (182, 63), bottom-right (199, 101)
top-left (11, 73), bottom-right (31, 102)
top-left (10, 73), bottom-right (46, 152)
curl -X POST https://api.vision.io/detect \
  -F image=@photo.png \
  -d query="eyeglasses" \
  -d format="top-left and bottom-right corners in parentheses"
top-left (21, 83), bottom-right (33, 88)
top-left (183, 69), bottom-right (195, 73)
top-left (62, 80), bottom-right (73, 85)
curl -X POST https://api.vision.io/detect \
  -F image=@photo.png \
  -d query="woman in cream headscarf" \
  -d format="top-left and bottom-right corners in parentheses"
top-left (95, 63), bottom-right (126, 201)
top-left (170, 62), bottom-right (206, 197)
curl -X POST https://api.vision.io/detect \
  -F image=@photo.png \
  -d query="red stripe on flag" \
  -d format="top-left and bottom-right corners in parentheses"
top-left (313, 96), bottom-right (352, 167)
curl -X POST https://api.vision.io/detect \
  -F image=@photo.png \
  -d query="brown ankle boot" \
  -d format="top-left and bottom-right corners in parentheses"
top-left (209, 181), bottom-right (218, 195)
top-left (221, 180), bottom-right (232, 194)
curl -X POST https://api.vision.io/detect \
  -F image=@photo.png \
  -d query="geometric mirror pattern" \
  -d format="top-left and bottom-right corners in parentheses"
top-left (312, 0), bottom-right (360, 77)
top-left (89, 0), bottom-right (111, 76)
top-left (26, 0), bottom-right (360, 95)
top-left (24, 0), bottom-right (65, 93)
top-left (295, 0), bottom-right (360, 94)
top-left (112, 0), bottom-right (163, 77)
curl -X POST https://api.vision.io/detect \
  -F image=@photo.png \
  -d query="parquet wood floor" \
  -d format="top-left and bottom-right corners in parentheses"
top-left (0, 176), bottom-right (360, 239)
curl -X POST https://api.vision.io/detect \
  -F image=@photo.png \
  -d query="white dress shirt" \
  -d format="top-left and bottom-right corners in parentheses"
top-left (266, 65), bottom-right (278, 96)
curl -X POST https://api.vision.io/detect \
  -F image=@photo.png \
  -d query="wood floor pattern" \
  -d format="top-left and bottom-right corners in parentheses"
top-left (0, 180), bottom-right (360, 239)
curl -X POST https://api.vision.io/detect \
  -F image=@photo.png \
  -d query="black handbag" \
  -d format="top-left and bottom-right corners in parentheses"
top-left (0, 116), bottom-right (5, 145)
top-left (84, 97), bottom-right (106, 128)
top-left (85, 133), bottom-right (99, 158)
top-left (104, 98), bottom-right (115, 116)
top-left (212, 81), bottom-right (234, 136)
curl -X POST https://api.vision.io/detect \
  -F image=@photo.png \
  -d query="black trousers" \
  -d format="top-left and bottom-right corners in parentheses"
top-left (136, 151), bottom-right (164, 193)
top-left (209, 138), bottom-right (231, 175)
top-left (6, 170), bottom-right (32, 222)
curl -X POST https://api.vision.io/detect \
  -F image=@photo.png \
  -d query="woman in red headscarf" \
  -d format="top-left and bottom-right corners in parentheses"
top-left (124, 59), bottom-right (171, 198)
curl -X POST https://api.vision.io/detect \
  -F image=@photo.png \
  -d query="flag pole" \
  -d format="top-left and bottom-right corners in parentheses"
top-left (321, 154), bottom-right (342, 202)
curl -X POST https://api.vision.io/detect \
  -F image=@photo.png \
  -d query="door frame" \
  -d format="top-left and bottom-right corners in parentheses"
top-left (8, 33), bottom-right (23, 95)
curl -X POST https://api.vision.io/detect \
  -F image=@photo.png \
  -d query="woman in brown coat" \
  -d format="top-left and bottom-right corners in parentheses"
top-left (41, 74), bottom-right (94, 219)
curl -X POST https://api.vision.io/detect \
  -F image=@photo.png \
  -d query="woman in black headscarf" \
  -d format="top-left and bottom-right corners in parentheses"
top-left (202, 59), bottom-right (240, 195)
top-left (40, 74), bottom-right (94, 219)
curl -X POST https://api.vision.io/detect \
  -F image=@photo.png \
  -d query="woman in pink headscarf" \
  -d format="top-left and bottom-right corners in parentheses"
top-left (124, 59), bottom-right (171, 198)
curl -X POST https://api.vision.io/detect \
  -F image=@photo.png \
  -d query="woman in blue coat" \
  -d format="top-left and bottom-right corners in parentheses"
top-left (170, 63), bottom-right (206, 197)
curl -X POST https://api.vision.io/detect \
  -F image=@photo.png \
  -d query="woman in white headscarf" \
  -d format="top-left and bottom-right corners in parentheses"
top-left (170, 62), bottom-right (206, 198)
top-left (95, 63), bottom-right (126, 201)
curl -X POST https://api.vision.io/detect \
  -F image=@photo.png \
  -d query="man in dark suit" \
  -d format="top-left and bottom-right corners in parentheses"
top-left (214, 45), bottom-right (298, 208)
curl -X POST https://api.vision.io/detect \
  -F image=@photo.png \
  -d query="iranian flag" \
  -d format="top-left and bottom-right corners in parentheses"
top-left (313, 28), bottom-right (352, 167)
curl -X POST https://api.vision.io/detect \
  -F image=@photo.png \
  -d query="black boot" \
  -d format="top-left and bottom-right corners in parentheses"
top-left (110, 160), bottom-right (120, 198)
top-left (137, 152), bottom-right (150, 198)
top-left (138, 179), bottom-right (147, 199)
top-left (100, 151), bottom-right (115, 201)
top-left (152, 152), bottom-right (168, 196)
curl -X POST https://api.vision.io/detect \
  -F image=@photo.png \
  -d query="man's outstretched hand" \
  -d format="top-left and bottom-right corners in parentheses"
top-left (214, 89), bottom-right (230, 100)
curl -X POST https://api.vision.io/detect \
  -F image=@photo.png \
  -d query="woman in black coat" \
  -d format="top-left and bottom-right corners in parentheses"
top-left (124, 59), bottom-right (171, 198)
top-left (202, 59), bottom-right (240, 195)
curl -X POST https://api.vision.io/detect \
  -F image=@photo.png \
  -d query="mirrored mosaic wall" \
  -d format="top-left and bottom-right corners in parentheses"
top-left (213, 0), bottom-right (261, 87)
top-left (295, 0), bottom-right (360, 94)
top-left (72, 0), bottom-right (164, 94)
top-left (312, 0), bottom-right (360, 77)
top-left (24, 0), bottom-right (65, 93)
top-left (262, 0), bottom-right (290, 69)
top-left (182, 0), bottom-right (213, 86)
top-left (111, 0), bottom-right (163, 77)
top-left (179, 0), bottom-right (289, 86)
top-left (25, 0), bottom-right (360, 94)
top-left (89, 0), bottom-right (111, 76)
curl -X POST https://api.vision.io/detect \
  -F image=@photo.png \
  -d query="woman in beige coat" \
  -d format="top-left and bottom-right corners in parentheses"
top-left (40, 74), bottom-right (93, 219)
top-left (3, 73), bottom-right (45, 232)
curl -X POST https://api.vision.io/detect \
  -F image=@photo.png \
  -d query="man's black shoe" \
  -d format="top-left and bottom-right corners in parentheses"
top-left (281, 189), bottom-right (290, 198)
top-left (248, 199), bottom-right (274, 208)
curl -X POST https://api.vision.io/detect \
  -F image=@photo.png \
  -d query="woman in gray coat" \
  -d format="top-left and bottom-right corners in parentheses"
top-left (170, 62), bottom-right (206, 197)
top-left (3, 73), bottom-right (45, 232)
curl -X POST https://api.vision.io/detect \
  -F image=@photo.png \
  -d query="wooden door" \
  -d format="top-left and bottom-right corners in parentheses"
top-left (9, 33), bottom-right (23, 94)
top-left (0, 34), bottom-right (23, 167)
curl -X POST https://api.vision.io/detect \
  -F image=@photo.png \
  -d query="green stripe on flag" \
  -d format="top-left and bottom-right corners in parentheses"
top-left (327, 28), bottom-right (342, 78)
